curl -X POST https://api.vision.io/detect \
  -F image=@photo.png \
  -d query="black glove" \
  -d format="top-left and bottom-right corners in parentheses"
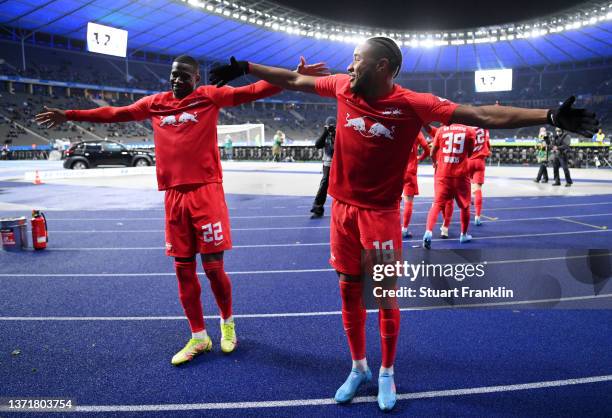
top-left (547, 96), bottom-right (599, 138)
top-left (209, 57), bottom-right (249, 87)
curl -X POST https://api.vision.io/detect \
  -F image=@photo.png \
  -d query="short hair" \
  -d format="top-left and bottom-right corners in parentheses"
top-left (173, 55), bottom-right (200, 71)
top-left (366, 37), bottom-right (402, 78)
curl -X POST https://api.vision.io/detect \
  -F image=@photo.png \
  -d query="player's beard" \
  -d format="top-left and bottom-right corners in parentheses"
top-left (350, 70), bottom-right (374, 96)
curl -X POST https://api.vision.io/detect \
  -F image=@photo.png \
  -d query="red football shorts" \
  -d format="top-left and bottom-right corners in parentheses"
top-left (402, 173), bottom-right (419, 196)
top-left (434, 177), bottom-right (471, 209)
top-left (468, 158), bottom-right (486, 184)
top-left (164, 182), bottom-right (233, 257)
top-left (330, 199), bottom-right (402, 276)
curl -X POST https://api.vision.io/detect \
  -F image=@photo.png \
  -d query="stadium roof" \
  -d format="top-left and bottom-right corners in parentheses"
top-left (274, 0), bottom-right (589, 31)
top-left (2, 0), bottom-right (612, 73)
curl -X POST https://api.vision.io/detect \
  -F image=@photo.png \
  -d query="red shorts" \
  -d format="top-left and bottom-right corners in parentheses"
top-left (402, 173), bottom-right (419, 196)
top-left (164, 183), bottom-right (232, 257)
top-left (468, 158), bottom-right (486, 184)
top-left (434, 177), bottom-right (471, 209)
top-left (330, 199), bottom-right (402, 276)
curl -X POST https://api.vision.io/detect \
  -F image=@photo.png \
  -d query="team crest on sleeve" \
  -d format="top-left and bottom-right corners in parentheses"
top-left (344, 112), bottom-right (395, 140)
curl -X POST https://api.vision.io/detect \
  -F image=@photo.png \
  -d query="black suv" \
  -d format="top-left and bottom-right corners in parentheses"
top-left (63, 140), bottom-right (155, 169)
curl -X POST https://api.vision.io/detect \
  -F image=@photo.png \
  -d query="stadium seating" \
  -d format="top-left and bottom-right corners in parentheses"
top-left (0, 37), bottom-right (610, 149)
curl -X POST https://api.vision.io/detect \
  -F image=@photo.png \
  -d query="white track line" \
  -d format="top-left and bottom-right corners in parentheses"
top-left (3, 252), bottom-right (610, 278)
top-left (557, 217), bottom-right (608, 230)
top-left (2, 294), bottom-right (611, 321)
top-left (0, 268), bottom-right (335, 278)
top-left (38, 201), bottom-right (612, 221)
top-left (38, 228), bottom-right (612, 251)
top-left (0, 374), bottom-right (605, 412)
top-left (46, 213), bottom-right (612, 233)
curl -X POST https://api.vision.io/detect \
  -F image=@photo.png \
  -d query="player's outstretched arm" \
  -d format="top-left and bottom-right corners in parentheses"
top-left (35, 100), bottom-right (150, 128)
top-left (451, 96), bottom-right (599, 137)
top-left (210, 56), bottom-right (328, 94)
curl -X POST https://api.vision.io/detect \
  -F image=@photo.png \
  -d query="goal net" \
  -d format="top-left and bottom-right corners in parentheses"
top-left (217, 124), bottom-right (265, 146)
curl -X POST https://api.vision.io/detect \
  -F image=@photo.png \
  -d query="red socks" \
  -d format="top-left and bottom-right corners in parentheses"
top-left (174, 259), bottom-right (234, 332)
top-left (460, 206), bottom-right (470, 234)
top-left (174, 260), bottom-right (204, 333)
top-left (203, 259), bottom-right (233, 320)
top-left (379, 308), bottom-right (400, 368)
top-left (474, 189), bottom-right (483, 217)
top-left (339, 281), bottom-right (366, 361)
top-left (339, 281), bottom-right (401, 367)
top-left (426, 203), bottom-right (443, 231)
top-left (443, 200), bottom-right (454, 228)
top-left (402, 199), bottom-right (414, 228)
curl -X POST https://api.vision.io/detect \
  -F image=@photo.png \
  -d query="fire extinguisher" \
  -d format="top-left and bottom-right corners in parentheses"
top-left (31, 210), bottom-right (48, 250)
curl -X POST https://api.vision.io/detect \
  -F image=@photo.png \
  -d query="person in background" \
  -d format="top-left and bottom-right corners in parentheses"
top-left (551, 127), bottom-right (573, 187)
top-left (0, 142), bottom-right (9, 160)
top-left (272, 130), bottom-right (285, 162)
top-left (534, 126), bottom-right (551, 183)
top-left (401, 130), bottom-right (429, 237)
top-left (310, 116), bottom-right (336, 218)
top-left (224, 135), bottom-right (233, 161)
top-left (593, 128), bottom-right (605, 144)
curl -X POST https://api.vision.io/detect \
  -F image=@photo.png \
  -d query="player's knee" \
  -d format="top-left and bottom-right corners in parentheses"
top-left (203, 259), bottom-right (224, 278)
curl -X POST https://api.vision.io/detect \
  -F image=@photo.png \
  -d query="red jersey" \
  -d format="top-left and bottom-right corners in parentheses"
top-left (66, 81), bottom-right (281, 190)
top-left (432, 124), bottom-right (476, 178)
top-left (315, 74), bottom-right (458, 209)
top-left (404, 132), bottom-right (430, 179)
top-left (470, 127), bottom-right (491, 160)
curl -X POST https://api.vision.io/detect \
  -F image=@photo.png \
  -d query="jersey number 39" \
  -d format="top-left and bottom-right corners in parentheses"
top-left (441, 132), bottom-right (466, 154)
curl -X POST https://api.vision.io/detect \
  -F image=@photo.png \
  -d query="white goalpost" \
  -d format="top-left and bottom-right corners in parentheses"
top-left (217, 123), bottom-right (265, 146)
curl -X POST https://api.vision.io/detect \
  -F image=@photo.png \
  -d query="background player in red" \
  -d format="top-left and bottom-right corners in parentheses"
top-left (210, 37), bottom-right (598, 411)
top-left (438, 126), bottom-right (490, 234)
top-left (469, 127), bottom-right (491, 225)
top-left (401, 130), bottom-right (430, 238)
top-left (35, 55), bottom-right (328, 366)
top-left (425, 124), bottom-right (454, 238)
top-left (424, 124), bottom-right (476, 248)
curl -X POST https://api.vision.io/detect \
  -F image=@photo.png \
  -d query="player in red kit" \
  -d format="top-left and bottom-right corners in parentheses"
top-left (469, 127), bottom-right (491, 225)
top-left (401, 131), bottom-right (430, 238)
top-left (423, 124), bottom-right (476, 249)
top-left (35, 55), bottom-right (328, 366)
top-left (436, 126), bottom-right (490, 234)
top-left (425, 124), bottom-right (454, 238)
top-left (210, 37), bottom-right (598, 411)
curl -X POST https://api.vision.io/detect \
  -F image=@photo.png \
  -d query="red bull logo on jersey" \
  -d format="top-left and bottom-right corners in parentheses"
top-left (159, 112), bottom-right (199, 127)
top-left (344, 113), bottom-right (395, 140)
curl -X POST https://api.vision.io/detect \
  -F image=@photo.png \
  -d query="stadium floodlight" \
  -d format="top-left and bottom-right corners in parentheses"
top-left (181, 0), bottom-right (611, 48)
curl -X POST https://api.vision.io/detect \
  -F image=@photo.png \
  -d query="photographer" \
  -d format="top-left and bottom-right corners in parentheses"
top-left (551, 127), bottom-right (573, 187)
top-left (310, 117), bottom-right (336, 218)
top-left (0, 142), bottom-right (9, 160)
top-left (534, 127), bottom-right (551, 183)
